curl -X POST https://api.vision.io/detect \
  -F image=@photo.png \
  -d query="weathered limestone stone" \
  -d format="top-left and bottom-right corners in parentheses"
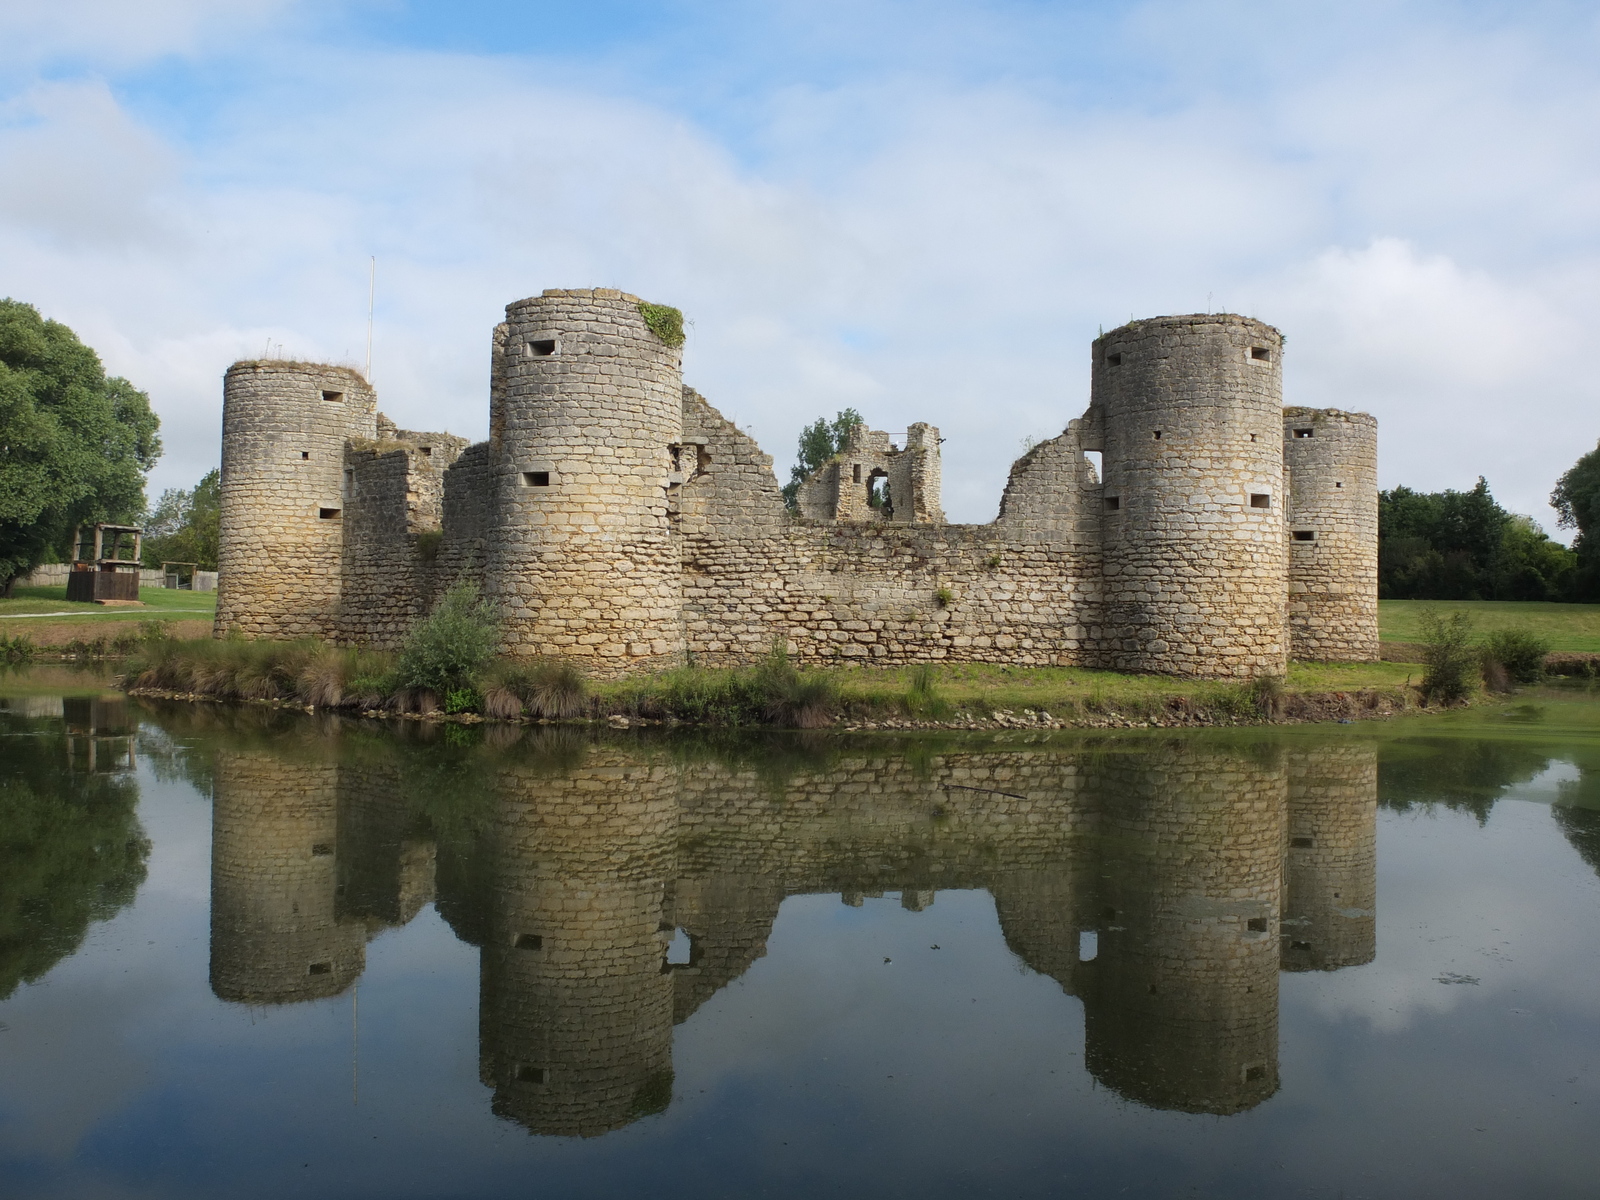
top-left (212, 299), bottom-right (1378, 679)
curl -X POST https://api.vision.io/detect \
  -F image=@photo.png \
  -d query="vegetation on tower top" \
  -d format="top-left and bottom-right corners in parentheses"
top-left (638, 301), bottom-right (685, 348)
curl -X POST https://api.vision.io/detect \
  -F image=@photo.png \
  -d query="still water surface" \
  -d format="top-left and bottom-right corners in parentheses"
top-left (2, 678), bottom-right (1599, 1198)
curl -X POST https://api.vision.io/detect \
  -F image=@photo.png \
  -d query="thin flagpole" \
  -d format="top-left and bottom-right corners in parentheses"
top-left (365, 256), bottom-right (376, 382)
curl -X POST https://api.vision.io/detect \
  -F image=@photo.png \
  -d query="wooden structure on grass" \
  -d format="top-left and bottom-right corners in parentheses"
top-left (67, 524), bottom-right (143, 603)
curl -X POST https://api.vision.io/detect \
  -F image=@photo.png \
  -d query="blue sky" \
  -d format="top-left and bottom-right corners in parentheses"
top-left (3, 0), bottom-right (1598, 526)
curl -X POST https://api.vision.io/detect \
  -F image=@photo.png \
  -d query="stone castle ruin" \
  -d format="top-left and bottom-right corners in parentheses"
top-left (216, 289), bottom-right (1378, 677)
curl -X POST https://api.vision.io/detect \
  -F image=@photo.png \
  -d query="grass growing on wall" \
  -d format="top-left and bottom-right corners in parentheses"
top-left (637, 301), bottom-right (686, 348)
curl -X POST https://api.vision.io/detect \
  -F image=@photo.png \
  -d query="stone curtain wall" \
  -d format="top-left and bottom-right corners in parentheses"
top-left (487, 290), bottom-right (686, 676)
top-left (212, 302), bottom-right (1376, 676)
top-left (216, 362), bottom-right (378, 639)
top-left (1092, 316), bottom-right (1290, 677)
top-left (678, 390), bottom-right (1106, 667)
top-left (1283, 407), bottom-right (1380, 661)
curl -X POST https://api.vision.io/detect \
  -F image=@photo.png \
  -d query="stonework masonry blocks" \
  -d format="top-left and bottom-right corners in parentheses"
top-left (212, 298), bottom-right (1378, 679)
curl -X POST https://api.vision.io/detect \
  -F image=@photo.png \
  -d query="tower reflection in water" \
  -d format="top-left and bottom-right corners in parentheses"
top-left (208, 734), bottom-right (1378, 1132)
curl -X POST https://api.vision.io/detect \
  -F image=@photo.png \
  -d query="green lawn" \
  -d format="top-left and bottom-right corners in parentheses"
top-left (0, 585), bottom-right (216, 620)
top-left (1379, 600), bottom-right (1600, 652)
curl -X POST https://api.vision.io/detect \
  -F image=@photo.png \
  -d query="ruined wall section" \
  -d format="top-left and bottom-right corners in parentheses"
top-left (1092, 316), bottom-right (1288, 677)
top-left (216, 362), bottom-right (376, 639)
top-left (677, 390), bottom-right (1103, 668)
top-left (488, 290), bottom-right (685, 674)
top-left (434, 441), bottom-right (494, 602)
top-left (994, 419), bottom-right (1103, 543)
top-left (1284, 408), bottom-right (1380, 661)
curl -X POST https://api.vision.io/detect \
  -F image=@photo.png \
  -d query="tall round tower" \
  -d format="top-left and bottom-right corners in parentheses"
top-left (1283, 407), bottom-right (1379, 661)
top-left (1282, 743), bottom-right (1377, 972)
top-left (215, 362), bottom-right (377, 640)
top-left (487, 289), bottom-right (685, 674)
top-left (1092, 315), bottom-right (1287, 677)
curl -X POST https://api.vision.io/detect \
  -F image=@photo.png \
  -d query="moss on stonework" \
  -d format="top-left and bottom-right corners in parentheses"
top-left (638, 302), bottom-right (685, 348)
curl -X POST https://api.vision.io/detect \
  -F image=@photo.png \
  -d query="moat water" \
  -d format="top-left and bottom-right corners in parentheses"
top-left (2, 671), bottom-right (1599, 1199)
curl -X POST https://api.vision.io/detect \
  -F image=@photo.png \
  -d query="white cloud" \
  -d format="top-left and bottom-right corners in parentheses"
top-left (0, 2), bottom-right (1597, 527)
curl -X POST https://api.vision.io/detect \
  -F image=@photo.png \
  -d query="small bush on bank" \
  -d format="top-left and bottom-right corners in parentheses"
top-left (904, 664), bottom-right (952, 720)
top-left (1482, 628), bottom-right (1551, 685)
top-left (1419, 609), bottom-right (1478, 703)
top-left (1, 634), bottom-right (37, 663)
top-left (396, 582), bottom-right (497, 697)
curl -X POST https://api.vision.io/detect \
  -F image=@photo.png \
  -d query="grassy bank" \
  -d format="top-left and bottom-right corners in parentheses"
top-left (0, 585), bottom-right (216, 652)
top-left (1381, 600), bottom-right (1600, 652)
top-left (117, 632), bottom-right (1421, 730)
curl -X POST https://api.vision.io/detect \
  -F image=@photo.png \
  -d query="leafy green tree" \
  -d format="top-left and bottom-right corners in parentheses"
top-left (1551, 442), bottom-right (1600, 600)
top-left (0, 300), bottom-right (161, 594)
top-left (1379, 477), bottom-right (1574, 600)
top-left (781, 408), bottom-right (863, 510)
top-left (141, 468), bottom-right (220, 571)
top-left (0, 714), bottom-right (150, 999)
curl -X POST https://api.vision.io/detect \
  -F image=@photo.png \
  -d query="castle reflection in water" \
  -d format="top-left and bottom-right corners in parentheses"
top-left (209, 735), bottom-right (1376, 1136)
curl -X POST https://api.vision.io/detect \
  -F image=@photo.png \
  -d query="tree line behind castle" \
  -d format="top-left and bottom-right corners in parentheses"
top-left (8, 292), bottom-right (1600, 620)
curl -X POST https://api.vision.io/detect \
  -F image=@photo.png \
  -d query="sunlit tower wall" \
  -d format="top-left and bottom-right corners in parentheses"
top-left (1080, 744), bottom-right (1286, 1114)
top-left (1282, 407), bottom-right (1379, 661)
top-left (1282, 743), bottom-right (1377, 972)
top-left (215, 362), bottom-right (378, 639)
top-left (1091, 316), bottom-right (1288, 677)
top-left (487, 289), bottom-right (685, 674)
top-left (209, 752), bottom-right (366, 1004)
top-left (478, 748), bottom-right (679, 1137)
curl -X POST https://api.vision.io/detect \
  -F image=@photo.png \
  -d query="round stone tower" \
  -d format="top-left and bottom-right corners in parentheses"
top-left (209, 752), bottom-right (366, 1004)
top-left (1282, 743), bottom-right (1377, 972)
top-left (1091, 315), bottom-right (1287, 677)
top-left (215, 361), bottom-right (377, 640)
top-left (1283, 407), bottom-right (1379, 661)
top-left (487, 289), bottom-right (685, 674)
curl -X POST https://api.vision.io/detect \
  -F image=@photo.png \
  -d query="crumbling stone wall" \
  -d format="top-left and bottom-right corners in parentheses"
top-left (213, 300), bottom-right (1376, 677)
top-left (1284, 408), bottom-right (1380, 661)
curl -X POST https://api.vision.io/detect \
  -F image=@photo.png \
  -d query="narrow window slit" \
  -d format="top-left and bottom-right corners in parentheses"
top-left (527, 339), bottom-right (556, 357)
top-left (319, 507), bottom-right (341, 520)
top-left (522, 471), bottom-right (550, 488)
top-left (1250, 347), bottom-right (1272, 362)
top-left (322, 390), bottom-right (344, 403)
top-left (514, 933), bottom-right (543, 951)
top-left (1292, 530), bottom-right (1316, 542)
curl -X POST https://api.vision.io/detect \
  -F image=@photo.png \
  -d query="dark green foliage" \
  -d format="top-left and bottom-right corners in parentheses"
top-left (637, 302), bottom-right (685, 348)
top-left (1418, 609), bottom-right (1478, 703)
top-left (0, 299), bottom-right (162, 594)
top-left (630, 1068), bottom-right (674, 1118)
top-left (0, 718), bottom-right (150, 1000)
top-left (444, 687), bottom-right (480, 715)
top-left (140, 468), bottom-right (219, 571)
top-left (1379, 479), bottom-right (1574, 600)
top-left (0, 634), bottom-right (35, 663)
top-left (396, 582), bottom-right (497, 696)
top-left (1552, 441), bottom-right (1600, 600)
top-left (1481, 628), bottom-right (1551, 684)
top-left (782, 408), bottom-right (864, 510)
top-left (904, 664), bottom-right (952, 719)
top-left (615, 645), bottom-right (838, 727)
top-left (414, 529), bottom-right (443, 564)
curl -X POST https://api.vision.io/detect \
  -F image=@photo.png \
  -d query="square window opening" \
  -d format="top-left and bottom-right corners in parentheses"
top-left (420, 446), bottom-right (431, 456)
top-left (514, 933), bottom-right (543, 951)
top-left (1293, 530), bottom-right (1316, 541)
top-left (1152, 430), bottom-right (1162, 440)
top-left (1249, 494), bottom-right (1271, 509)
top-left (1246, 916), bottom-right (1269, 933)
top-left (1291, 940), bottom-right (1313, 952)
top-left (522, 471), bottom-right (551, 488)
top-left (1291, 836), bottom-right (1315, 848)
top-left (1078, 930), bottom-right (1098, 962)
top-left (1250, 433), bottom-right (1258, 442)
top-left (321, 390), bottom-right (344, 403)
top-left (1294, 428), bottom-right (1314, 438)
top-left (1335, 481), bottom-right (1343, 488)
top-left (319, 507), bottom-right (341, 520)
top-left (1250, 347), bottom-right (1272, 362)
top-left (852, 464), bottom-right (862, 483)
top-left (527, 339), bottom-right (557, 357)
top-left (666, 927), bottom-right (694, 966)
top-left (1244, 1064), bottom-right (1266, 1082)
top-left (311, 843), bottom-right (333, 857)
top-left (308, 961), bottom-right (332, 976)
top-left (1106, 352), bottom-right (1123, 366)
top-left (514, 1064), bottom-right (547, 1084)
top-left (1104, 496), bottom-right (1121, 511)
top-left (301, 451), bottom-right (310, 460)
